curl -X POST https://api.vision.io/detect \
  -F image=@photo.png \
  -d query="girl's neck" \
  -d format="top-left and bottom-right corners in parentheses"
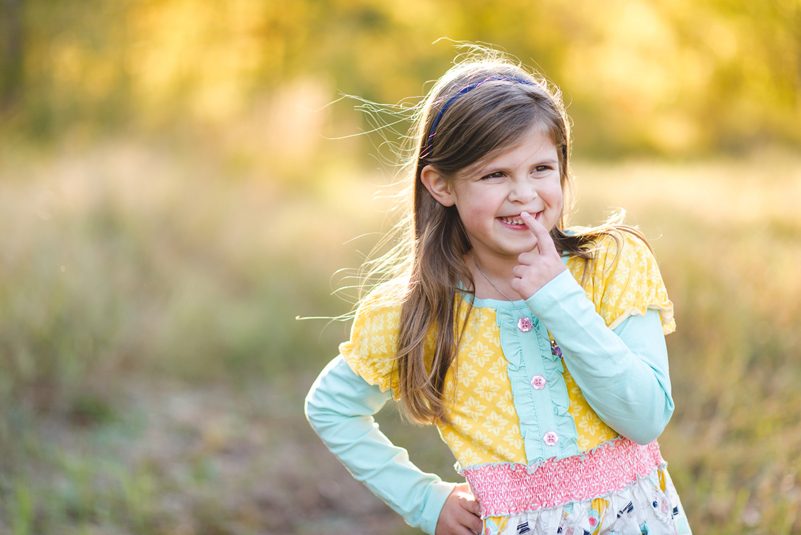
top-left (466, 251), bottom-right (526, 301)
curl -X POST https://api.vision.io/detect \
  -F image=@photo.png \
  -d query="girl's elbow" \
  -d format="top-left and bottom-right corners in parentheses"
top-left (624, 399), bottom-right (674, 445)
top-left (304, 386), bottom-right (332, 431)
top-left (625, 424), bottom-right (665, 445)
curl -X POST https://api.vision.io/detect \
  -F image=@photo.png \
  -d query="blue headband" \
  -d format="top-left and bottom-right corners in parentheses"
top-left (421, 76), bottom-right (536, 159)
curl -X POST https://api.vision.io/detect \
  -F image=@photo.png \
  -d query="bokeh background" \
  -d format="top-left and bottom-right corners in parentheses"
top-left (1, 1), bottom-right (800, 533)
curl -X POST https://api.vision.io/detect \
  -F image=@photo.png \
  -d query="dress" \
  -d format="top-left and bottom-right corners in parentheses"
top-left (306, 232), bottom-right (693, 535)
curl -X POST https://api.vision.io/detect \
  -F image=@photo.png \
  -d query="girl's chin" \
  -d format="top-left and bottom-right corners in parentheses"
top-left (482, 244), bottom-right (539, 258)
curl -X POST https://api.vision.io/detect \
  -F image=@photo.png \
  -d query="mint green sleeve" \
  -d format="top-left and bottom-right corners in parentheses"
top-left (525, 270), bottom-right (674, 445)
top-left (305, 356), bottom-right (457, 534)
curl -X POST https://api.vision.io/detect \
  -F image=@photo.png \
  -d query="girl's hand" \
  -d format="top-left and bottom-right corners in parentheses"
top-left (435, 483), bottom-right (483, 535)
top-left (510, 211), bottom-right (567, 300)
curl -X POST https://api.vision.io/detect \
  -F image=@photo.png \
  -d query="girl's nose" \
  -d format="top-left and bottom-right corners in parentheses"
top-left (509, 179), bottom-right (538, 203)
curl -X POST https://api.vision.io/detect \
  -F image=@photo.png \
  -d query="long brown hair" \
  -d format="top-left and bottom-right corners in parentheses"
top-left (361, 49), bottom-right (646, 425)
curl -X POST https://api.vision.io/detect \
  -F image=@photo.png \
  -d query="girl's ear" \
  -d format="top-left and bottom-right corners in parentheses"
top-left (420, 165), bottom-right (456, 207)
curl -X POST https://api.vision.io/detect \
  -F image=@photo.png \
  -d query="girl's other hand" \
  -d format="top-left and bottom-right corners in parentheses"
top-left (510, 211), bottom-right (567, 300)
top-left (436, 483), bottom-right (483, 535)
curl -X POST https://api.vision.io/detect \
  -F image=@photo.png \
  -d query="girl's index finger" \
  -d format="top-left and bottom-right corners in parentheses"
top-left (520, 211), bottom-right (558, 255)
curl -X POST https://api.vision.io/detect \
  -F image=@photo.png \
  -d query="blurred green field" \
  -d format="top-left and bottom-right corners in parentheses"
top-left (0, 137), bottom-right (799, 534)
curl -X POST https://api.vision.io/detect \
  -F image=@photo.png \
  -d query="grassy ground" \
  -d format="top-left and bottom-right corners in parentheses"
top-left (0, 139), bottom-right (799, 534)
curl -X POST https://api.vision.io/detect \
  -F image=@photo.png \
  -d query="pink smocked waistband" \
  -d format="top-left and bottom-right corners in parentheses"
top-left (461, 438), bottom-right (664, 517)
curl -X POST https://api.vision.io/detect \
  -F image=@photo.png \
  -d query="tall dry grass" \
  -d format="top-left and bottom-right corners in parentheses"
top-left (0, 139), bottom-right (799, 534)
top-left (572, 156), bottom-right (801, 533)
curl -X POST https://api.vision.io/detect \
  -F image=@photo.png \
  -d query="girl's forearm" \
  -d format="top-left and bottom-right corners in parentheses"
top-left (525, 270), bottom-right (674, 444)
top-left (305, 356), bottom-right (456, 534)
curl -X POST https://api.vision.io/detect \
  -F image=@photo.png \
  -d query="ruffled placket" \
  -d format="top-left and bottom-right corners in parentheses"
top-left (495, 303), bottom-right (581, 465)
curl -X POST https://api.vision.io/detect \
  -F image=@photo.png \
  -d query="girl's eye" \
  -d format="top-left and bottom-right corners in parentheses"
top-left (534, 165), bottom-right (552, 173)
top-left (481, 171), bottom-right (505, 180)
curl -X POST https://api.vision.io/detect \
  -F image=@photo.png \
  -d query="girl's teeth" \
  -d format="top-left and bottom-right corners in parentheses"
top-left (501, 217), bottom-right (524, 225)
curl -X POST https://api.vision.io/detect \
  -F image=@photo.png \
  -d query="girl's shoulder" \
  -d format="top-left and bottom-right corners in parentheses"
top-left (351, 277), bottom-right (407, 323)
top-left (338, 278), bottom-right (407, 395)
top-left (587, 227), bottom-right (652, 266)
top-left (563, 227), bottom-right (655, 272)
top-left (564, 227), bottom-right (676, 334)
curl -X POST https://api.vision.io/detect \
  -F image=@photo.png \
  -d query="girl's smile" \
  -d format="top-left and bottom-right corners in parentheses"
top-left (498, 212), bottom-right (542, 228)
top-left (421, 122), bottom-right (563, 274)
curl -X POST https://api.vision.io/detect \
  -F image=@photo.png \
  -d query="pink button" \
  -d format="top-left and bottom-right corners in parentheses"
top-left (543, 431), bottom-right (559, 446)
top-left (531, 375), bottom-right (546, 390)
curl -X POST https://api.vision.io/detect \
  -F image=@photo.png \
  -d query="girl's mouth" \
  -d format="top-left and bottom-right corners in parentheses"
top-left (498, 213), bottom-right (539, 226)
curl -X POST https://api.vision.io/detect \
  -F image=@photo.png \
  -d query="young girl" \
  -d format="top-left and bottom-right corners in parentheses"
top-left (305, 52), bottom-right (693, 535)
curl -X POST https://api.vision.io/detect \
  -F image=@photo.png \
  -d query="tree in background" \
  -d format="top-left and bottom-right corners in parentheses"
top-left (1, 0), bottom-right (25, 115)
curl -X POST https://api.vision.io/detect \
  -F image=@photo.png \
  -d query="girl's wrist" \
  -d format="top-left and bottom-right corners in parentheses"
top-left (523, 269), bottom-right (577, 311)
top-left (511, 264), bottom-right (568, 300)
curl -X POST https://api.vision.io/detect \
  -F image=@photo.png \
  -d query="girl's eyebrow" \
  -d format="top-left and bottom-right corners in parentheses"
top-left (478, 157), bottom-right (559, 174)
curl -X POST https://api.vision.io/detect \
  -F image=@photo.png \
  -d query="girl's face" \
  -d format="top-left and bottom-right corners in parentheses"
top-left (421, 122), bottom-right (563, 270)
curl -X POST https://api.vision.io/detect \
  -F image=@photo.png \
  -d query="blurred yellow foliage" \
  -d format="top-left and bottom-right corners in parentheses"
top-left (1, 0), bottom-right (798, 156)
